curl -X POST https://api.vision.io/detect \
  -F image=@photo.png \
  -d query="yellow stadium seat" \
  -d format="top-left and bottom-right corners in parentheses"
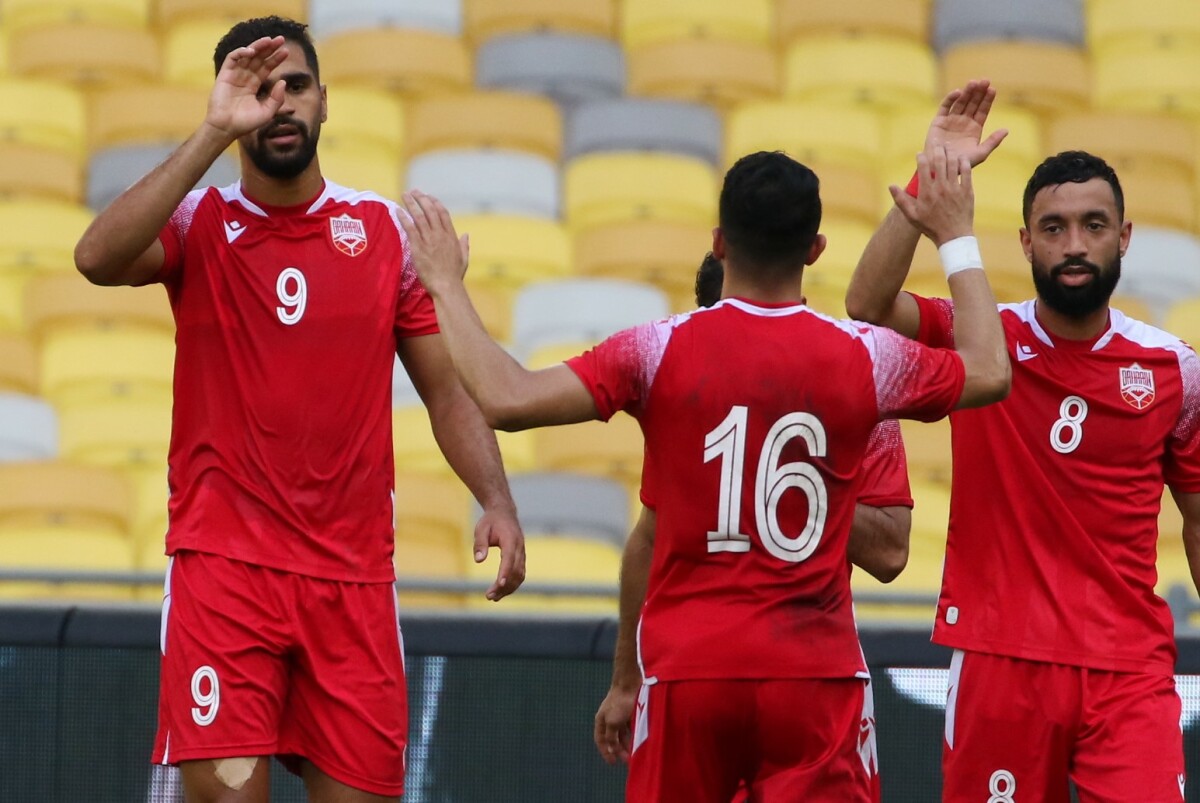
top-left (466, 282), bottom-right (515, 344)
top-left (0, 530), bottom-right (136, 600)
top-left (163, 20), bottom-right (229, 88)
top-left (322, 29), bottom-right (472, 98)
top-left (0, 32), bottom-right (7, 75)
top-left (1108, 295), bottom-right (1156, 327)
top-left (778, 0), bottom-right (930, 45)
top-left (725, 102), bottom-right (884, 174)
top-left (884, 103), bottom-right (1042, 178)
top-left (898, 417), bottom-right (952, 486)
top-left (564, 152), bottom-right (717, 233)
top-left (1046, 113), bottom-right (1196, 183)
top-left (1162, 297), bottom-right (1200, 345)
top-left (1093, 44), bottom-right (1200, 118)
top-left (804, 217), bottom-right (874, 300)
top-left (532, 416), bottom-right (644, 488)
top-left (463, 0), bottom-right (615, 43)
top-left (393, 403), bottom-right (448, 475)
top-left (810, 163), bottom-right (884, 226)
top-left (8, 23), bottom-right (159, 87)
top-left (906, 228), bottom-right (1030, 304)
top-left (574, 220), bottom-right (712, 301)
top-left (466, 534), bottom-right (620, 613)
top-left (394, 470), bottom-right (472, 547)
top-left (0, 78), bottom-right (87, 157)
top-left (801, 283), bottom-right (847, 318)
top-left (395, 535), bottom-right (468, 609)
top-left (57, 396), bottom-right (173, 467)
top-left (456, 214), bottom-right (572, 290)
top-left (322, 86), bottom-right (404, 159)
top-left (39, 328), bottom-right (175, 407)
top-left (0, 333), bottom-right (37, 392)
top-left (0, 141), bottom-right (82, 203)
top-left (1116, 169), bottom-right (1196, 233)
top-left (941, 41), bottom-right (1089, 117)
top-left (784, 35), bottom-right (936, 111)
top-left (621, 0), bottom-right (773, 49)
top-left (155, 0), bottom-right (307, 27)
top-left (89, 84), bottom-right (209, 150)
top-left (406, 91), bottom-right (562, 161)
top-left (0, 201), bottom-right (93, 271)
top-left (320, 141), bottom-right (402, 199)
top-left (24, 274), bottom-right (174, 338)
top-left (0, 0), bottom-right (149, 31)
top-left (124, 462), bottom-right (168, 545)
top-left (627, 39), bottom-right (778, 108)
top-left (1087, 0), bottom-right (1200, 57)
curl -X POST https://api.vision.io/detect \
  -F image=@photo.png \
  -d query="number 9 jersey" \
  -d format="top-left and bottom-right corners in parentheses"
top-left (146, 181), bottom-right (438, 583)
top-left (566, 298), bottom-right (966, 682)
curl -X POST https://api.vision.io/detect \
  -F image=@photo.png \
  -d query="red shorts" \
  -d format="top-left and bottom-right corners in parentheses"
top-left (152, 551), bottom-right (408, 797)
top-left (943, 650), bottom-right (1184, 803)
top-left (628, 676), bottom-right (880, 803)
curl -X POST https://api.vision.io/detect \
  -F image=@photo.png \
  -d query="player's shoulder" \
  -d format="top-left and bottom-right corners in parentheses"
top-left (1106, 307), bottom-right (1197, 364)
top-left (308, 180), bottom-right (402, 219)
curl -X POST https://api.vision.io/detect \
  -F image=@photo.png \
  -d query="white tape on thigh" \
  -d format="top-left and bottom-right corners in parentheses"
top-left (214, 757), bottom-right (258, 791)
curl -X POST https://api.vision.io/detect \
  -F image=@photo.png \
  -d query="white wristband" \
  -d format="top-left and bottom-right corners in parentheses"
top-left (938, 235), bottom-right (983, 278)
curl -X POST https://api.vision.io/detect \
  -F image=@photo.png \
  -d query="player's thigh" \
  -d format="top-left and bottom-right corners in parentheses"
top-left (180, 756), bottom-right (271, 803)
top-left (300, 759), bottom-right (400, 803)
top-left (626, 679), bottom-right (750, 803)
top-left (282, 579), bottom-right (408, 798)
top-left (1073, 671), bottom-right (1184, 803)
top-left (941, 651), bottom-right (1075, 803)
top-left (156, 552), bottom-right (291, 763)
top-left (748, 677), bottom-right (875, 803)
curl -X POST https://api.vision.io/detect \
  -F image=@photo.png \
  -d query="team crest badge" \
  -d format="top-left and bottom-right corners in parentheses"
top-left (329, 214), bottom-right (368, 256)
top-left (1119, 362), bottom-right (1155, 410)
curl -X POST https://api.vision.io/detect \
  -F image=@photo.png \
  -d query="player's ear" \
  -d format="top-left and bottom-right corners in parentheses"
top-left (1019, 228), bottom-right (1033, 263)
top-left (804, 233), bottom-right (826, 266)
top-left (1119, 219), bottom-right (1132, 257)
top-left (320, 84), bottom-right (328, 123)
top-left (711, 227), bottom-right (725, 260)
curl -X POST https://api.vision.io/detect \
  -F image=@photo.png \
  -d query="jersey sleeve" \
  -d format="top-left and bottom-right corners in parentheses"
top-left (910, 292), bottom-right (957, 348)
top-left (141, 188), bottom-right (206, 286)
top-left (857, 420), bottom-right (913, 508)
top-left (391, 207), bottom-right (439, 339)
top-left (862, 322), bottom-right (965, 422)
top-left (564, 319), bottom-right (674, 422)
top-left (1165, 346), bottom-right (1200, 492)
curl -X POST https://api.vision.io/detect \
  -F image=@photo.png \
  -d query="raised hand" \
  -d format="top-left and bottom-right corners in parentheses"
top-left (890, 145), bottom-right (974, 247)
top-left (926, 79), bottom-right (1008, 169)
top-left (398, 190), bottom-right (469, 297)
top-left (205, 36), bottom-right (291, 141)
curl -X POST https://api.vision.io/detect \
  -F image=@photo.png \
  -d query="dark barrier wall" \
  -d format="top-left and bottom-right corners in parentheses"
top-left (2, 605), bottom-right (1199, 803)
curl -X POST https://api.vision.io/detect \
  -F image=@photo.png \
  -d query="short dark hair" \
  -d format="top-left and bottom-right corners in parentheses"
top-left (719, 151), bottom-right (821, 273)
top-left (214, 16), bottom-right (319, 81)
top-left (694, 252), bottom-right (724, 308)
top-left (1023, 151), bottom-right (1123, 226)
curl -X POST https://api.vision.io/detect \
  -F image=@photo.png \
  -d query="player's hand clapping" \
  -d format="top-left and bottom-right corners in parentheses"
top-left (204, 35), bottom-right (291, 142)
top-left (925, 79), bottom-right (1008, 169)
top-left (889, 145), bottom-right (975, 248)
top-left (399, 190), bottom-right (470, 298)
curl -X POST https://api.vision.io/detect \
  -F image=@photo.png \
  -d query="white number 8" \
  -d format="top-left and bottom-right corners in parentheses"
top-left (191, 665), bottom-right (220, 727)
top-left (1050, 395), bottom-right (1088, 455)
top-left (988, 769), bottom-right (1016, 803)
top-left (276, 267), bottom-right (307, 325)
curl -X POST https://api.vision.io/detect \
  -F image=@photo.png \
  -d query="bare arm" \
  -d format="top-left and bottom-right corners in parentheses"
top-left (594, 506), bottom-right (655, 766)
top-left (399, 192), bottom-right (600, 431)
top-left (398, 333), bottom-right (526, 600)
top-left (74, 36), bottom-right (290, 286)
top-left (847, 504), bottom-right (912, 583)
top-left (1170, 489), bottom-right (1200, 598)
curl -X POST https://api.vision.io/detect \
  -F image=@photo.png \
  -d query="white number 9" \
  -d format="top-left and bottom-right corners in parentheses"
top-left (190, 665), bottom-right (220, 727)
top-left (276, 267), bottom-right (307, 325)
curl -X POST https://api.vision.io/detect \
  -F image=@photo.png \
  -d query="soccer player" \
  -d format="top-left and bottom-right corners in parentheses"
top-left (845, 83), bottom-right (1200, 803)
top-left (73, 17), bottom-right (524, 803)
top-left (593, 254), bottom-right (916, 775)
top-left (399, 143), bottom-right (1010, 800)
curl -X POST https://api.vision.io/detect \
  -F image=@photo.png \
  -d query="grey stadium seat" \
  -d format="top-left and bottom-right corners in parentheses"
top-left (513, 278), bottom-right (670, 358)
top-left (88, 145), bottom-right (238, 212)
top-left (476, 33), bottom-right (625, 107)
top-left (476, 472), bottom-right (631, 546)
top-left (405, 148), bottom-right (559, 218)
top-left (309, 0), bottom-right (462, 38)
top-left (565, 98), bottom-right (723, 165)
top-left (0, 393), bottom-right (57, 461)
top-left (933, 0), bottom-right (1084, 51)
top-left (1118, 227), bottom-right (1200, 310)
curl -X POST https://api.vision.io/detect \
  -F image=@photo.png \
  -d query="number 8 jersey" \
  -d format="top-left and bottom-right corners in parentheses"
top-left (912, 295), bottom-right (1200, 675)
top-left (567, 298), bottom-right (966, 681)
top-left (147, 181), bottom-right (438, 583)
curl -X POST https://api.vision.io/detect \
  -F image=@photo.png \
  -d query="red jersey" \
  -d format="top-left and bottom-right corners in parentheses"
top-left (913, 296), bottom-right (1200, 675)
top-left (568, 298), bottom-right (965, 682)
top-left (148, 181), bottom-right (438, 583)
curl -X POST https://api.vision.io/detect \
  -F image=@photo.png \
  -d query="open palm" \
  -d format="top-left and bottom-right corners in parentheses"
top-left (926, 79), bottom-right (1008, 168)
top-left (206, 35), bottom-right (290, 140)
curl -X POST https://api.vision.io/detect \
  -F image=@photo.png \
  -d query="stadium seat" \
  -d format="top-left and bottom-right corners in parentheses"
top-left (319, 140), bottom-right (403, 200)
top-left (884, 104), bottom-right (1042, 179)
top-left (1046, 113), bottom-right (1196, 183)
top-left (7, 23), bottom-right (159, 87)
top-left (565, 98), bottom-right (721, 165)
top-left (573, 220), bottom-right (714, 302)
top-left (783, 35), bottom-right (937, 110)
top-left (0, 333), bottom-right (37, 392)
top-left (0, 0), bottom-right (149, 31)
top-left (724, 102), bottom-right (883, 174)
top-left (803, 218), bottom-right (874, 300)
top-left (0, 394), bottom-right (57, 461)
top-left (531, 414), bottom-right (644, 489)
top-left (393, 403), bottom-right (450, 475)
top-left (321, 86), bottom-right (405, 158)
top-left (1162, 298), bottom-right (1200, 346)
top-left (0, 78), bottom-right (87, 157)
top-left (512, 279), bottom-right (669, 358)
top-left (465, 532), bottom-right (621, 612)
top-left (564, 151), bottom-right (717, 233)
top-left (940, 41), bottom-right (1089, 116)
top-left (406, 91), bottom-right (561, 162)
top-left (395, 534), bottom-right (469, 609)
top-left (807, 162), bottom-right (883, 226)
top-left (155, 0), bottom-right (306, 28)
top-left (933, 0), bottom-right (1083, 52)
top-left (57, 396), bottom-right (173, 467)
top-left (25, 274), bottom-right (173, 337)
top-left (0, 141), bottom-right (83, 203)
top-left (321, 28), bottom-right (472, 98)
top-left (463, 0), bottom-right (615, 43)
top-left (405, 149), bottom-right (559, 219)
top-left (88, 144), bottom-right (238, 211)
top-left (0, 200), bottom-right (93, 272)
top-left (1087, 0), bottom-right (1200, 57)
top-left (395, 470), bottom-right (472, 548)
top-left (163, 20), bottom-right (231, 88)
top-left (499, 472), bottom-right (631, 546)
top-left (1093, 43), bottom-right (1200, 118)
top-left (905, 228), bottom-right (1031, 304)
top-left (620, 0), bottom-right (773, 50)
top-left (453, 214), bottom-right (572, 290)
top-left (310, 0), bottom-right (462, 38)
top-left (899, 417), bottom-right (952, 486)
top-left (777, 0), bottom-right (929, 45)
top-left (82, 74), bottom-right (191, 148)
top-left (1120, 228), bottom-right (1200, 311)
top-left (1116, 169), bottom-right (1196, 233)
top-left (476, 33), bottom-right (625, 107)
top-left (39, 323), bottom-right (175, 409)
top-left (0, 530), bottom-right (137, 600)
top-left (466, 283), bottom-right (514, 344)
top-left (1108, 295), bottom-right (1157, 327)
top-left (627, 38), bottom-right (777, 107)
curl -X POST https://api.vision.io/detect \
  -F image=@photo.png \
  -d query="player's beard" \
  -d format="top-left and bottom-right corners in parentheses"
top-left (1031, 252), bottom-right (1121, 319)
top-left (245, 116), bottom-right (321, 180)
